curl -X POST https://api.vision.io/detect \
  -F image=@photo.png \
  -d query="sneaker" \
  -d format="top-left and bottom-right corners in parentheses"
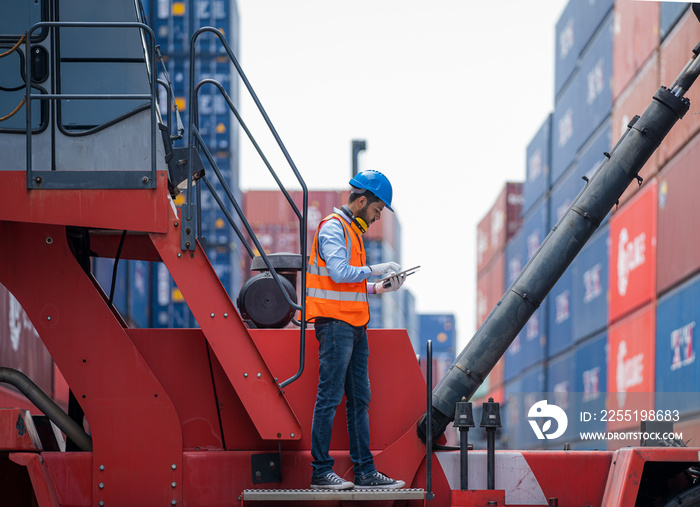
top-left (310, 471), bottom-right (354, 490)
top-left (354, 471), bottom-right (406, 490)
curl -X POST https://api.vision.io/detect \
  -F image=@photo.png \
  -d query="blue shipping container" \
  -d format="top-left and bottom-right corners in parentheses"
top-left (504, 230), bottom-right (524, 381)
top-left (523, 115), bottom-right (552, 216)
top-left (128, 260), bottom-right (151, 328)
top-left (419, 314), bottom-right (456, 360)
top-left (571, 224), bottom-right (609, 342)
top-left (660, 3), bottom-right (689, 41)
top-left (551, 77), bottom-right (579, 185)
top-left (546, 349), bottom-right (577, 442)
top-left (547, 263), bottom-right (574, 358)
top-left (577, 0), bottom-right (614, 58)
top-left (576, 14), bottom-right (613, 156)
top-left (505, 365), bottom-right (546, 450)
top-left (93, 258), bottom-right (128, 317)
top-left (554, 0), bottom-right (581, 98)
top-left (656, 274), bottom-right (700, 416)
top-left (574, 331), bottom-right (608, 442)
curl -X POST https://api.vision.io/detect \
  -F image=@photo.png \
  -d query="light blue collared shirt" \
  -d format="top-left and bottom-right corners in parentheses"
top-left (318, 208), bottom-right (372, 286)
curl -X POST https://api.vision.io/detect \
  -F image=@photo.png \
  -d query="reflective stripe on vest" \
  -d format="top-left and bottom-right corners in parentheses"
top-left (306, 213), bottom-right (369, 326)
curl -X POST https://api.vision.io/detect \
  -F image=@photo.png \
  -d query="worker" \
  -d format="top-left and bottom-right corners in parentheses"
top-left (306, 169), bottom-right (407, 490)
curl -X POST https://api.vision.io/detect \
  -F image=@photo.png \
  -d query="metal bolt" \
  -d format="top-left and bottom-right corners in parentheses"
top-left (142, 176), bottom-right (149, 184)
top-left (99, 502), bottom-right (104, 507)
top-left (177, 252), bottom-right (182, 258)
top-left (290, 433), bottom-right (295, 438)
top-left (45, 236), bottom-right (52, 244)
top-left (171, 482), bottom-right (177, 488)
top-left (172, 501), bottom-right (177, 506)
top-left (174, 222), bottom-right (179, 227)
top-left (99, 482), bottom-right (104, 489)
top-left (257, 373), bottom-right (262, 378)
top-left (99, 465), bottom-right (105, 471)
top-left (35, 176), bottom-right (42, 184)
top-left (210, 313), bottom-right (215, 318)
top-left (224, 313), bottom-right (229, 318)
top-left (244, 373), bottom-right (248, 377)
top-left (171, 464), bottom-right (177, 470)
top-left (46, 316), bottom-right (52, 321)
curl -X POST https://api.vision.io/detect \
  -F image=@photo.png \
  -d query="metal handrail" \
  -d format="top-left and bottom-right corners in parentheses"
top-left (24, 21), bottom-right (157, 188)
top-left (188, 27), bottom-right (308, 388)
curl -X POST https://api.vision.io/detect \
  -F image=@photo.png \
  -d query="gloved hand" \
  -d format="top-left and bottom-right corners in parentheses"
top-left (369, 262), bottom-right (401, 276)
top-left (374, 272), bottom-right (406, 294)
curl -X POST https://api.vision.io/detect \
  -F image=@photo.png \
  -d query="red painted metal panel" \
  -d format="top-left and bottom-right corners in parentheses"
top-left (0, 284), bottom-right (54, 396)
top-left (451, 489), bottom-right (505, 506)
top-left (10, 453), bottom-right (60, 506)
top-left (657, 133), bottom-right (700, 294)
top-left (607, 304), bottom-right (656, 436)
top-left (150, 216), bottom-right (302, 442)
top-left (0, 221), bottom-right (183, 505)
top-left (0, 409), bottom-right (41, 451)
top-left (127, 329), bottom-right (224, 450)
top-left (42, 453), bottom-right (91, 506)
top-left (658, 9), bottom-right (700, 167)
top-left (609, 181), bottom-right (657, 322)
top-left (612, 0), bottom-right (659, 102)
top-left (1, 171), bottom-right (169, 233)
top-left (611, 53), bottom-right (660, 209)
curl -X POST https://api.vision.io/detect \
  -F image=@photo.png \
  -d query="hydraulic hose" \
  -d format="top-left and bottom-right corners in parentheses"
top-left (0, 367), bottom-right (92, 452)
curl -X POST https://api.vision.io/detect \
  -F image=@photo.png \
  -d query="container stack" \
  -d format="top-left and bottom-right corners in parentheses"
top-left (485, 1), bottom-right (700, 450)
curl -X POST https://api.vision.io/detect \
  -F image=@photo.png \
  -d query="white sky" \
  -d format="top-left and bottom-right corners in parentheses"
top-left (235, 1), bottom-right (569, 351)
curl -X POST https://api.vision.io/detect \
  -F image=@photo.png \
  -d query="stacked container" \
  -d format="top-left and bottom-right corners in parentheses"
top-left (474, 183), bottom-right (523, 405)
top-left (486, 1), bottom-right (700, 450)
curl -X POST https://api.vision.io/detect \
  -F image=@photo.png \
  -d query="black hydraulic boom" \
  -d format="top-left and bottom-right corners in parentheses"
top-left (419, 4), bottom-right (700, 441)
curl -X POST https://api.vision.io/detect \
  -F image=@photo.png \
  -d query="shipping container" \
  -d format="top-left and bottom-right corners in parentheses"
top-left (504, 211), bottom-right (547, 380)
top-left (608, 180), bottom-right (657, 323)
top-left (611, 53), bottom-right (660, 208)
top-left (658, 8), bottom-right (700, 167)
top-left (571, 224), bottom-right (609, 342)
top-left (657, 132), bottom-right (700, 294)
top-left (611, 0), bottom-right (659, 101)
top-left (505, 364), bottom-right (546, 450)
top-left (93, 257), bottom-right (128, 317)
top-left (573, 331), bottom-right (608, 440)
top-left (523, 115), bottom-right (551, 216)
top-left (607, 303), bottom-right (656, 432)
top-left (660, 2), bottom-right (690, 41)
top-left (546, 349), bottom-right (577, 443)
top-left (418, 314), bottom-right (456, 361)
top-left (555, 0), bottom-right (580, 98)
top-left (476, 183), bottom-right (523, 274)
top-left (0, 284), bottom-right (54, 397)
top-left (578, 0), bottom-right (614, 58)
top-left (476, 251), bottom-right (505, 330)
top-left (547, 263), bottom-right (573, 359)
top-left (551, 75), bottom-right (579, 185)
top-left (128, 260), bottom-right (151, 328)
top-left (656, 274), bottom-right (700, 417)
top-left (577, 13), bottom-right (614, 154)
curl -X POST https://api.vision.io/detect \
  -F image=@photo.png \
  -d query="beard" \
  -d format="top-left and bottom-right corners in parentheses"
top-left (357, 203), bottom-right (375, 226)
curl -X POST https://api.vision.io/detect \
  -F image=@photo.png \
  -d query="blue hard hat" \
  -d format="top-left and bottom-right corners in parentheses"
top-left (349, 170), bottom-right (394, 211)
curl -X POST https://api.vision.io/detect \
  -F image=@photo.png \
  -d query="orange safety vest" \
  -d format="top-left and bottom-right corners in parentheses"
top-left (306, 212), bottom-right (370, 327)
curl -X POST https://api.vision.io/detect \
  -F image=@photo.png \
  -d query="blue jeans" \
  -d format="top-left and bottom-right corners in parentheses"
top-left (310, 318), bottom-right (374, 478)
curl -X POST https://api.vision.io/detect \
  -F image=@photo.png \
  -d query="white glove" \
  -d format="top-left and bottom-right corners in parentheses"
top-left (375, 272), bottom-right (406, 294)
top-left (369, 262), bottom-right (401, 276)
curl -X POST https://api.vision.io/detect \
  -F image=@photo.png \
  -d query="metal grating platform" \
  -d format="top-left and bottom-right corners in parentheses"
top-left (241, 488), bottom-right (425, 502)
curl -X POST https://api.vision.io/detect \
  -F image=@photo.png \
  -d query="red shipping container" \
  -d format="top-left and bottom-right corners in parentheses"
top-left (658, 9), bottom-right (700, 167)
top-left (612, 0), bottom-right (659, 102)
top-left (611, 53), bottom-right (660, 209)
top-left (0, 284), bottom-right (54, 397)
top-left (606, 304), bottom-right (655, 433)
top-left (657, 132), bottom-right (700, 294)
top-left (476, 251), bottom-right (505, 330)
top-left (609, 180), bottom-right (657, 323)
top-left (476, 182), bottom-right (523, 274)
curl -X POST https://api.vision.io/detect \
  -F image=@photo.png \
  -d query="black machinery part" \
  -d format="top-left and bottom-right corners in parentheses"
top-left (237, 272), bottom-right (297, 328)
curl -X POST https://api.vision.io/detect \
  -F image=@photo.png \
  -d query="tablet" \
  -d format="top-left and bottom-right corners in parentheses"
top-left (380, 265), bottom-right (420, 286)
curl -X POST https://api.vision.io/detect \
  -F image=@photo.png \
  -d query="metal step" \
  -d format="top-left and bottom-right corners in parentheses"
top-left (241, 488), bottom-right (425, 502)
